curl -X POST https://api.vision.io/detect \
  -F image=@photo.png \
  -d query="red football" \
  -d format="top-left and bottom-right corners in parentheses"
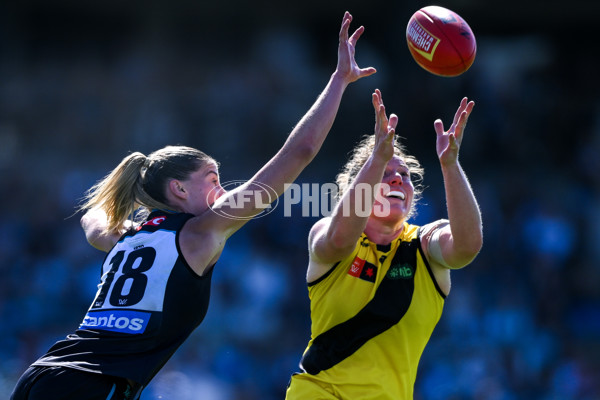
top-left (406, 6), bottom-right (476, 77)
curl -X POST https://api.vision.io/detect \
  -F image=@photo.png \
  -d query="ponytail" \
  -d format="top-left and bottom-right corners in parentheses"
top-left (79, 146), bottom-right (215, 234)
top-left (79, 152), bottom-right (171, 234)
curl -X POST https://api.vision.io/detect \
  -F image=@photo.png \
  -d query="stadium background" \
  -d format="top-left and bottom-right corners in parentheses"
top-left (1, 0), bottom-right (599, 398)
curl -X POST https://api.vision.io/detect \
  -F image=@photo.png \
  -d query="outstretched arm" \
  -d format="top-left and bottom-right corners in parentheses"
top-left (425, 98), bottom-right (483, 269)
top-left (307, 89), bottom-right (397, 281)
top-left (208, 11), bottom-right (377, 237)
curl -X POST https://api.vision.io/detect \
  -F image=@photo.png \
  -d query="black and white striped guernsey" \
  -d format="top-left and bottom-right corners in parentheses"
top-left (33, 210), bottom-right (214, 387)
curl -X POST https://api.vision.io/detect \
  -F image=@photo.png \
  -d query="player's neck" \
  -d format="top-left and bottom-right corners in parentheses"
top-left (363, 218), bottom-right (405, 245)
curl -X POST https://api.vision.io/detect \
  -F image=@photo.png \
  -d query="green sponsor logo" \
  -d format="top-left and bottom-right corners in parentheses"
top-left (387, 264), bottom-right (414, 279)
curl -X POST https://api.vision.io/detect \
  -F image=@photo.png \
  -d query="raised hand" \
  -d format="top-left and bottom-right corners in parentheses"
top-left (372, 89), bottom-right (397, 162)
top-left (434, 97), bottom-right (475, 166)
top-left (336, 11), bottom-right (377, 83)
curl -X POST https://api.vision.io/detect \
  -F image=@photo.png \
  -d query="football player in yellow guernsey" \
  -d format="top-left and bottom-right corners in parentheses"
top-left (285, 90), bottom-right (483, 400)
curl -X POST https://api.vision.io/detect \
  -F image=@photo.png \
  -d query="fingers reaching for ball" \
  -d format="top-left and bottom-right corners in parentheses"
top-left (336, 11), bottom-right (377, 83)
top-left (435, 97), bottom-right (475, 165)
top-left (372, 89), bottom-right (397, 162)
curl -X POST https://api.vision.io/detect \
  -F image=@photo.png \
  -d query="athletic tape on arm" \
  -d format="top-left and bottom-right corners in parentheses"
top-left (428, 227), bottom-right (452, 269)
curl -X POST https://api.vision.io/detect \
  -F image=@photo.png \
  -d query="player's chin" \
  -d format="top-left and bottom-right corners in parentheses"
top-left (372, 204), bottom-right (407, 221)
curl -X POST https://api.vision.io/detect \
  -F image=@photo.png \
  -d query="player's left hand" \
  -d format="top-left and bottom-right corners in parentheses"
top-left (336, 11), bottom-right (376, 84)
top-left (434, 97), bottom-right (475, 166)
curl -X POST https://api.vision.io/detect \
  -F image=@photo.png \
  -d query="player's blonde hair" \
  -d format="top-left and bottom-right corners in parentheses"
top-left (335, 135), bottom-right (424, 219)
top-left (79, 145), bottom-right (216, 233)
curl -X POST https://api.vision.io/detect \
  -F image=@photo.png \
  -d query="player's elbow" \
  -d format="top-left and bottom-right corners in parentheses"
top-left (82, 224), bottom-right (105, 249)
top-left (311, 231), bottom-right (356, 264)
top-left (80, 213), bottom-right (96, 238)
top-left (465, 231), bottom-right (483, 256)
top-left (328, 235), bottom-right (356, 256)
top-left (452, 235), bottom-right (483, 268)
top-left (80, 211), bottom-right (114, 252)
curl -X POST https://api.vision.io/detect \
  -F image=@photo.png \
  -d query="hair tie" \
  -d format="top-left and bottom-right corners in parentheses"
top-left (140, 156), bottom-right (150, 180)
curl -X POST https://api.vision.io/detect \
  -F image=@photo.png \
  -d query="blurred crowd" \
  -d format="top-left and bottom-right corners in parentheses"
top-left (1, 3), bottom-right (599, 399)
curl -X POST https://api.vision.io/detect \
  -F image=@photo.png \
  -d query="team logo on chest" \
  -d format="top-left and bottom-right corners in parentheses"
top-left (347, 256), bottom-right (378, 283)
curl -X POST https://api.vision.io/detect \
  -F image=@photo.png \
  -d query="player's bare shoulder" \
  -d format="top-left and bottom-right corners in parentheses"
top-left (179, 215), bottom-right (226, 276)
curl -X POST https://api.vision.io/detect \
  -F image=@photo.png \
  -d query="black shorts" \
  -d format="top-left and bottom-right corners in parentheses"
top-left (10, 366), bottom-right (143, 400)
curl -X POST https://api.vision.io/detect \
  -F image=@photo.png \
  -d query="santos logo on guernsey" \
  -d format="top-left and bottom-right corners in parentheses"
top-left (80, 310), bottom-right (151, 334)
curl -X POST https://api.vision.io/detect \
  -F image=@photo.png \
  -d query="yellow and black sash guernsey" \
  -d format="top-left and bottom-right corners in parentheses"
top-left (286, 223), bottom-right (446, 400)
